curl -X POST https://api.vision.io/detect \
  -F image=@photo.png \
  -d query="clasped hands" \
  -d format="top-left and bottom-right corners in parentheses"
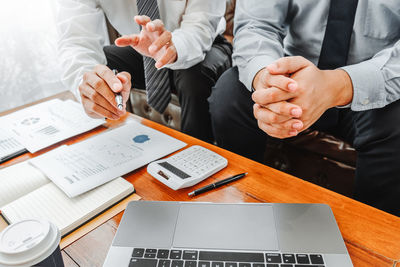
top-left (252, 56), bottom-right (353, 139)
top-left (79, 15), bottom-right (176, 120)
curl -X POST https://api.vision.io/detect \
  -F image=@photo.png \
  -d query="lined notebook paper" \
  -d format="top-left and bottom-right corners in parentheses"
top-left (0, 162), bottom-right (134, 236)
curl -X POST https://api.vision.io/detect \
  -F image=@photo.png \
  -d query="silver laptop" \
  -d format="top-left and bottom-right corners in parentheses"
top-left (104, 201), bottom-right (353, 267)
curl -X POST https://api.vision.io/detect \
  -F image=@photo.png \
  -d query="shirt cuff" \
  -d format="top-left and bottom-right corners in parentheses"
top-left (73, 77), bottom-right (83, 103)
top-left (341, 58), bottom-right (386, 111)
top-left (238, 56), bottom-right (278, 92)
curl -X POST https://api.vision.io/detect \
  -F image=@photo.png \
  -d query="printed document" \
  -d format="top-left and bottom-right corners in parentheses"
top-left (30, 121), bottom-right (186, 197)
top-left (0, 129), bottom-right (25, 160)
top-left (0, 99), bottom-right (105, 152)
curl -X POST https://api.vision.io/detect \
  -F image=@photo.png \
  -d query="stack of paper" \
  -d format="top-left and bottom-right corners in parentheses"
top-left (0, 99), bottom-right (105, 154)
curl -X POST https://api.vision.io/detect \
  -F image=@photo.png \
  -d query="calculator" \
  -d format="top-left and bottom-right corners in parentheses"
top-left (147, 145), bottom-right (228, 190)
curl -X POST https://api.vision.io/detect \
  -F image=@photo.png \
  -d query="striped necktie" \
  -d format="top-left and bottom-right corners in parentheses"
top-left (137, 0), bottom-right (171, 113)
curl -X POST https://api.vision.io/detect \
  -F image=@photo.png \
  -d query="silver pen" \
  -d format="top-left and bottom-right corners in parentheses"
top-left (112, 69), bottom-right (124, 110)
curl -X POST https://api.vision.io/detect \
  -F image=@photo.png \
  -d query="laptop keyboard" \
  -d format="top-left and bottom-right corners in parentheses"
top-left (129, 248), bottom-right (325, 267)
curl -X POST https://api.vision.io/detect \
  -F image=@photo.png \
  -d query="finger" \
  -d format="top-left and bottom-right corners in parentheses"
top-left (94, 65), bottom-right (123, 93)
top-left (83, 71), bottom-right (119, 107)
top-left (267, 56), bottom-right (311, 75)
top-left (149, 31), bottom-right (172, 54)
top-left (79, 81), bottom-right (122, 116)
top-left (155, 46), bottom-right (177, 68)
top-left (253, 103), bottom-right (290, 124)
top-left (265, 74), bottom-right (298, 92)
top-left (253, 69), bottom-right (269, 90)
top-left (257, 120), bottom-right (298, 139)
top-left (115, 35), bottom-right (140, 47)
top-left (265, 101), bottom-right (302, 118)
top-left (270, 118), bottom-right (304, 131)
top-left (134, 15), bottom-right (151, 26)
top-left (146, 19), bottom-right (165, 33)
top-left (252, 87), bottom-right (296, 106)
top-left (81, 95), bottom-right (120, 120)
top-left (79, 94), bottom-right (105, 119)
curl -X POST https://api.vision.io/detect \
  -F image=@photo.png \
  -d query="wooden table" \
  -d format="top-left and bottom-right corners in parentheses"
top-left (1, 92), bottom-right (400, 267)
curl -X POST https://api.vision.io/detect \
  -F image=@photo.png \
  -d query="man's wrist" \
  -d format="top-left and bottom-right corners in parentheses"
top-left (252, 68), bottom-right (267, 90)
top-left (326, 69), bottom-right (353, 107)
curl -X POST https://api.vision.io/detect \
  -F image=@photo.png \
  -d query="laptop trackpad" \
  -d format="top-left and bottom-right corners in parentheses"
top-left (173, 203), bottom-right (279, 251)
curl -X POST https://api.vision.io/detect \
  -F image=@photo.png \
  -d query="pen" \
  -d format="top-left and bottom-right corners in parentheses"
top-left (0, 148), bottom-right (28, 164)
top-left (112, 69), bottom-right (124, 110)
top-left (188, 172), bottom-right (248, 197)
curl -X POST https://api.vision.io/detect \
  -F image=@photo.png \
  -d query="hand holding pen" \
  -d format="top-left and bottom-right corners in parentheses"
top-left (112, 69), bottom-right (124, 111)
top-left (78, 65), bottom-right (131, 120)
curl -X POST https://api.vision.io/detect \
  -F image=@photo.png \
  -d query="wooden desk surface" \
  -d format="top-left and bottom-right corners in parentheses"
top-left (1, 92), bottom-right (400, 267)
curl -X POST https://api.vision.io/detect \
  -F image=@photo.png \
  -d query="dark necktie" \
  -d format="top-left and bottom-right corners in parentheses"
top-left (137, 0), bottom-right (171, 113)
top-left (318, 0), bottom-right (359, 70)
top-left (314, 0), bottom-right (359, 130)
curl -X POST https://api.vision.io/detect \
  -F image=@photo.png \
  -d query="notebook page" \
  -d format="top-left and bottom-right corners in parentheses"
top-left (0, 162), bottom-right (49, 207)
top-left (1, 177), bottom-right (134, 236)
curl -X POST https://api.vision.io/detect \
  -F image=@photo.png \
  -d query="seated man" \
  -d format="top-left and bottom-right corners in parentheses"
top-left (209, 0), bottom-right (400, 215)
top-left (55, 0), bottom-right (232, 142)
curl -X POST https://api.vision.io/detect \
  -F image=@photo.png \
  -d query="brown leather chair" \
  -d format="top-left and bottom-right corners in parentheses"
top-left (109, 0), bottom-right (357, 197)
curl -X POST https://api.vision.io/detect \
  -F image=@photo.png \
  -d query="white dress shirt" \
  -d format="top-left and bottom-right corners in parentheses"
top-left (234, 0), bottom-right (400, 111)
top-left (54, 0), bottom-right (226, 97)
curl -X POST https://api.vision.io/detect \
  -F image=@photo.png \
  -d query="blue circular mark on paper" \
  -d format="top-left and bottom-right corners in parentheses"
top-left (133, 134), bottom-right (150, 143)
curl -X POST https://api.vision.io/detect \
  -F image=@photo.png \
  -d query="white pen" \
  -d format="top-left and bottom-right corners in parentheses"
top-left (112, 69), bottom-right (124, 110)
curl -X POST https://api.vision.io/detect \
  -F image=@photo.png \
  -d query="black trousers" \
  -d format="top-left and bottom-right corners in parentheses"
top-left (103, 36), bottom-right (232, 143)
top-left (209, 67), bottom-right (400, 216)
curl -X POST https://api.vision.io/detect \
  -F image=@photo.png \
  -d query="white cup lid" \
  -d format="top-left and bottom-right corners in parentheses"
top-left (0, 219), bottom-right (60, 266)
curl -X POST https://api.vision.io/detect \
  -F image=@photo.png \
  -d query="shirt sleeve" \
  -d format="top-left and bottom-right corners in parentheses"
top-left (341, 40), bottom-right (400, 111)
top-left (233, 0), bottom-right (289, 91)
top-left (54, 0), bottom-right (110, 101)
top-left (165, 0), bottom-right (226, 70)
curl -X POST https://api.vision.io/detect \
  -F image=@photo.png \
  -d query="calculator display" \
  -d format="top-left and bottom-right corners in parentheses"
top-left (158, 162), bottom-right (191, 179)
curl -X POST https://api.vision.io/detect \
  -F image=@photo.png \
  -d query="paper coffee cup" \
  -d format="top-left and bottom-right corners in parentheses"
top-left (0, 219), bottom-right (64, 267)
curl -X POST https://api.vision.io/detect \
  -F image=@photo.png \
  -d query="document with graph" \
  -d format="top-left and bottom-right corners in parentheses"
top-left (0, 99), bottom-right (105, 152)
top-left (0, 129), bottom-right (25, 161)
top-left (30, 121), bottom-right (187, 197)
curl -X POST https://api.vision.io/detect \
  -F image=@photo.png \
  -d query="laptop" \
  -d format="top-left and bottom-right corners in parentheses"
top-left (104, 201), bottom-right (353, 267)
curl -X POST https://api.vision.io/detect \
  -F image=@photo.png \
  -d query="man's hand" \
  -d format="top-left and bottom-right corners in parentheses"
top-left (115, 15), bottom-right (177, 68)
top-left (252, 56), bottom-right (353, 138)
top-left (252, 68), bottom-right (304, 138)
top-left (79, 65), bottom-right (131, 120)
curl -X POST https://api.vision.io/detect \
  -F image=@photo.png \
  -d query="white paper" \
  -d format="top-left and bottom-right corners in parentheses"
top-left (1, 178), bottom-right (134, 235)
top-left (0, 99), bottom-right (105, 152)
top-left (30, 121), bottom-right (186, 197)
top-left (0, 161), bottom-right (49, 207)
top-left (0, 129), bottom-right (25, 159)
